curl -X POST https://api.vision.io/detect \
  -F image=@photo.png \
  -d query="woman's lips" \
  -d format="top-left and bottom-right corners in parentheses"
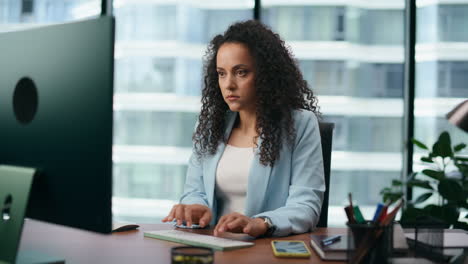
top-left (227, 96), bottom-right (239, 101)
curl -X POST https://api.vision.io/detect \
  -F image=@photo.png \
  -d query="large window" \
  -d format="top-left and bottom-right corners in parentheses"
top-left (262, 0), bottom-right (405, 226)
top-left (415, 3), bottom-right (468, 147)
top-left (0, 0), bottom-right (253, 223)
top-left (413, 1), bottom-right (468, 211)
top-left (0, 0), bottom-right (91, 27)
top-left (263, 6), bottom-right (345, 41)
top-left (417, 4), bottom-right (468, 43)
top-left (415, 2), bottom-right (468, 144)
top-left (112, 1), bottom-right (253, 222)
top-left (300, 60), bottom-right (347, 95)
top-left (347, 8), bottom-right (404, 45)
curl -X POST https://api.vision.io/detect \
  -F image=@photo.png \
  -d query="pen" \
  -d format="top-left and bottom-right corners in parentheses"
top-left (347, 193), bottom-right (356, 223)
top-left (372, 203), bottom-right (384, 222)
top-left (321, 235), bottom-right (341, 246)
top-left (381, 199), bottom-right (404, 226)
top-left (344, 205), bottom-right (356, 224)
top-left (377, 206), bottom-right (388, 223)
top-left (348, 193), bottom-right (353, 209)
top-left (374, 200), bottom-right (391, 224)
top-left (353, 206), bottom-right (366, 224)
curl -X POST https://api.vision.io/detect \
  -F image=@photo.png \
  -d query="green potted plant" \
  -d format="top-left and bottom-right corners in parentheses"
top-left (380, 131), bottom-right (468, 230)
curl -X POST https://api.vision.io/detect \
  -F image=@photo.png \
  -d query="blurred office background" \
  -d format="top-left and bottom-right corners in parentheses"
top-left (0, 0), bottom-right (466, 226)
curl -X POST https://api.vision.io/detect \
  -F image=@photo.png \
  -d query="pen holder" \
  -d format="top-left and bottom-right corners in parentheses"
top-left (347, 221), bottom-right (393, 264)
top-left (171, 246), bottom-right (214, 264)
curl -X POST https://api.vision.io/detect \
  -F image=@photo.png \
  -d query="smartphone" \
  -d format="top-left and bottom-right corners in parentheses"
top-left (271, 240), bottom-right (311, 258)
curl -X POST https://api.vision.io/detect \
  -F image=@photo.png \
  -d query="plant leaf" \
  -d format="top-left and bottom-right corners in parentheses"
top-left (453, 221), bottom-right (468, 231)
top-left (455, 156), bottom-right (468, 162)
top-left (383, 192), bottom-right (403, 204)
top-left (420, 156), bottom-right (433, 163)
top-left (413, 192), bottom-right (433, 204)
top-left (407, 179), bottom-right (433, 190)
top-left (458, 201), bottom-right (468, 210)
top-left (400, 206), bottom-right (426, 226)
top-left (454, 143), bottom-right (466, 152)
top-left (423, 204), bottom-right (459, 226)
top-left (422, 169), bottom-right (444, 180)
top-left (380, 187), bottom-right (391, 194)
top-left (432, 131), bottom-right (453, 158)
top-left (392, 179), bottom-right (402, 186)
top-left (412, 138), bottom-right (428, 150)
top-left (438, 179), bottom-right (464, 201)
top-left (440, 204), bottom-right (460, 225)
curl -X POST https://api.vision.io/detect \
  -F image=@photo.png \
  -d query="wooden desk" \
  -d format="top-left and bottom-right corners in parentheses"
top-left (19, 219), bottom-right (346, 264)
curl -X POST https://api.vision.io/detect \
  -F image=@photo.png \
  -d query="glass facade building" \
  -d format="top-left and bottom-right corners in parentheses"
top-left (262, 1), bottom-right (407, 222)
top-left (1, 0), bottom-right (466, 225)
top-left (413, 1), bottom-right (468, 208)
top-left (415, 1), bottom-right (468, 149)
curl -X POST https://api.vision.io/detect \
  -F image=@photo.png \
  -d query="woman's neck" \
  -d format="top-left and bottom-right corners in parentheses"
top-left (236, 110), bottom-right (257, 135)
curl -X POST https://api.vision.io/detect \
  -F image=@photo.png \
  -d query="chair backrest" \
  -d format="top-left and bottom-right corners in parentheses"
top-left (317, 122), bottom-right (334, 228)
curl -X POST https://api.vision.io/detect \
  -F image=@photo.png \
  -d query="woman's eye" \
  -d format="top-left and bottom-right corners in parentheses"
top-left (217, 71), bottom-right (225, 77)
top-left (237, 70), bottom-right (247, 76)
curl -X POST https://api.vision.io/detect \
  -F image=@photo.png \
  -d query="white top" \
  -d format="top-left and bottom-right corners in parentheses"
top-left (215, 144), bottom-right (255, 217)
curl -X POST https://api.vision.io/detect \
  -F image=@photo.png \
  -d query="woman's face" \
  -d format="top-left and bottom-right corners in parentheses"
top-left (216, 42), bottom-right (256, 113)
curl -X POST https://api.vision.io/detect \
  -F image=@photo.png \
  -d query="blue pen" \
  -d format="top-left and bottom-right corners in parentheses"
top-left (372, 203), bottom-right (384, 222)
top-left (321, 235), bottom-right (341, 246)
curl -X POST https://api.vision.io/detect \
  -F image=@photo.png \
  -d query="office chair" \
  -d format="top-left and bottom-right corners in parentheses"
top-left (317, 122), bottom-right (334, 228)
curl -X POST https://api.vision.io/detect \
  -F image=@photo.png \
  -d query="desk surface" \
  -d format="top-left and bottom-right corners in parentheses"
top-left (19, 219), bottom-right (346, 264)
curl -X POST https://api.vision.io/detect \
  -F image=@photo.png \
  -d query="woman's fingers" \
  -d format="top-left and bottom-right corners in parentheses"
top-left (214, 216), bottom-right (227, 236)
top-left (166, 207), bottom-right (265, 236)
top-left (220, 214), bottom-right (237, 232)
top-left (243, 220), bottom-right (254, 234)
top-left (215, 213), bottom-right (247, 236)
top-left (226, 217), bottom-right (247, 232)
top-left (174, 205), bottom-right (185, 226)
top-left (185, 206), bottom-right (193, 227)
top-left (199, 210), bottom-right (211, 228)
top-left (244, 218), bottom-right (268, 237)
top-left (162, 204), bottom-right (212, 227)
top-left (161, 206), bottom-right (176, 222)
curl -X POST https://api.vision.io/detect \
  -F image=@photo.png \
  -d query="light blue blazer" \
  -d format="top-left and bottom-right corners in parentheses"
top-left (180, 109), bottom-right (325, 237)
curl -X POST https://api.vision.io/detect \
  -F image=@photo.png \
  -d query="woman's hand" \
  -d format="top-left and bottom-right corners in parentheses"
top-left (214, 212), bottom-right (268, 237)
top-left (161, 204), bottom-right (212, 228)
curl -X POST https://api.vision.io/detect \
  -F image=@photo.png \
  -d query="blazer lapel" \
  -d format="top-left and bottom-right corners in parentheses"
top-left (244, 136), bottom-right (272, 217)
top-left (204, 111), bottom-right (238, 208)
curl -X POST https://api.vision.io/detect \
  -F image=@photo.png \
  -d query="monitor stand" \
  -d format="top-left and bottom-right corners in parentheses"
top-left (0, 165), bottom-right (65, 264)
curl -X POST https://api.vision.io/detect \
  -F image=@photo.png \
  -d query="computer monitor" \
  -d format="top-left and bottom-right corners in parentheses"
top-left (0, 15), bottom-right (114, 237)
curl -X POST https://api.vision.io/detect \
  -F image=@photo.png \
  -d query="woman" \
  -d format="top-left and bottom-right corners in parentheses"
top-left (162, 20), bottom-right (325, 238)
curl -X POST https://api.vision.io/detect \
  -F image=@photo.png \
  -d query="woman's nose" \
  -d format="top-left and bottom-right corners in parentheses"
top-left (226, 75), bottom-right (236, 90)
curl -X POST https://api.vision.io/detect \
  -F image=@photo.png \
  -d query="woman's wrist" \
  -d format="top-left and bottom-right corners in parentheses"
top-left (253, 217), bottom-right (269, 235)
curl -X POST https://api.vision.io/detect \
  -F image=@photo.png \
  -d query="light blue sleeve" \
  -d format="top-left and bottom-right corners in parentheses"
top-left (253, 111), bottom-right (325, 236)
top-left (179, 144), bottom-right (209, 207)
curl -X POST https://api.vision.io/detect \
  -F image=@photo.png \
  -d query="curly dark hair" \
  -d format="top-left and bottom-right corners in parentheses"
top-left (193, 20), bottom-right (319, 167)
